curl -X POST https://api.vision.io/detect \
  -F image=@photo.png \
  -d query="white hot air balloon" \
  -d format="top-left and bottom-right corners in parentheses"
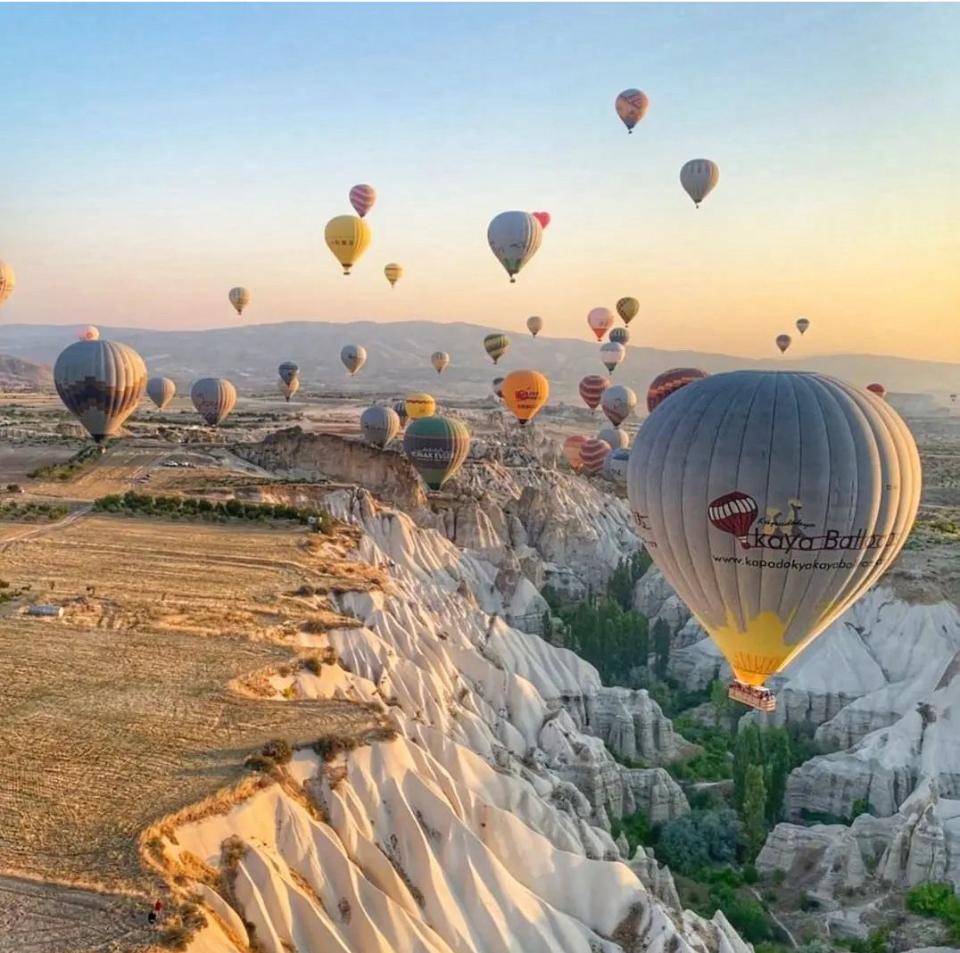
top-left (599, 341), bottom-right (626, 373)
top-left (487, 211), bottom-right (543, 283)
top-left (680, 159), bottom-right (720, 208)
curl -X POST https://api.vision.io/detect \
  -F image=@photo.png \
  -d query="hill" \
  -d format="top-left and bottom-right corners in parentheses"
top-left (0, 353), bottom-right (52, 390)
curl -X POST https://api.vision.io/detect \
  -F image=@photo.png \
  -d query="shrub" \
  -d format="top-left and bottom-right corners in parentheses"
top-left (260, 738), bottom-right (293, 765)
top-left (657, 809), bottom-right (741, 875)
top-left (609, 810), bottom-right (651, 856)
top-left (906, 882), bottom-right (960, 941)
top-left (244, 753), bottom-right (276, 773)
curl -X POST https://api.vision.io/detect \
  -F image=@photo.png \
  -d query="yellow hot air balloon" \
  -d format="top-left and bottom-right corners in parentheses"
top-left (325, 215), bottom-right (372, 275)
top-left (0, 260), bottom-right (16, 309)
top-left (405, 392), bottom-right (436, 420)
top-left (501, 370), bottom-right (549, 426)
top-left (384, 263), bottom-right (403, 287)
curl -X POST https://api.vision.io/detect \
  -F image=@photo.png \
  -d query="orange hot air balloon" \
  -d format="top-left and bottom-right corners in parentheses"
top-left (501, 369), bottom-right (549, 426)
top-left (563, 435), bottom-right (587, 471)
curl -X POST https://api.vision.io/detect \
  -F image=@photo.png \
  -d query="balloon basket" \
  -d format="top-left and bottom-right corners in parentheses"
top-left (728, 680), bottom-right (776, 712)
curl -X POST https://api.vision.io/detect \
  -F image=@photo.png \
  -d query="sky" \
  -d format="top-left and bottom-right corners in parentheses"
top-left (0, 2), bottom-right (958, 362)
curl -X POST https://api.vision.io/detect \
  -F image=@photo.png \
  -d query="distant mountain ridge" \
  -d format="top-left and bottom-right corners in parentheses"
top-left (0, 353), bottom-right (52, 390)
top-left (1, 321), bottom-right (957, 400)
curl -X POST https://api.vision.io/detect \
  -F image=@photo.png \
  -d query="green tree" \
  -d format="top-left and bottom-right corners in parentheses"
top-left (733, 723), bottom-right (761, 811)
top-left (742, 764), bottom-right (768, 859)
top-left (652, 617), bottom-right (671, 679)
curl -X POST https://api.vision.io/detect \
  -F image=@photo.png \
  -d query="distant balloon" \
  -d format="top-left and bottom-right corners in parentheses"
top-left (587, 307), bottom-right (615, 341)
top-left (501, 370), bottom-right (549, 426)
top-left (604, 448), bottom-right (631, 484)
top-left (580, 437), bottom-right (611, 474)
top-left (492, 377), bottom-right (505, 401)
top-left (526, 315), bottom-right (544, 337)
top-left (405, 392), bottom-right (436, 420)
top-left (487, 211), bottom-right (543, 283)
top-left (796, 317), bottom-right (810, 336)
top-left (191, 377), bottom-right (236, 426)
top-left (563, 435), bottom-right (587, 471)
top-left (393, 399), bottom-right (409, 428)
top-left (627, 370), bottom-right (921, 697)
top-left (278, 361), bottom-right (299, 385)
top-left (278, 377), bottom-right (300, 402)
top-left (647, 367), bottom-right (708, 413)
top-left (431, 351), bottom-right (450, 375)
top-left (616, 297), bottom-right (639, 325)
top-left (579, 374), bottom-right (609, 411)
top-left (341, 344), bottom-right (367, 375)
top-left (599, 426), bottom-right (630, 450)
top-left (361, 405), bottom-right (401, 448)
top-left (680, 159), bottom-right (720, 207)
top-left (349, 184), bottom-right (376, 218)
top-left (325, 215), bottom-right (372, 275)
top-left (147, 376), bottom-right (176, 410)
top-left (866, 382), bottom-right (887, 399)
top-left (601, 384), bottom-right (638, 427)
top-left (384, 263), bottom-right (403, 287)
top-left (228, 287), bottom-right (250, 316)
top-left (609, 327), bottom-right (629, 347)
top-left (0, 259), bottom-right (15, 309)
top-left (404, 415), bottom-right (471, 491)
top-left (77, 325), bottom-right (100, 341)
top-left (483, 333), bottom-right (510, 364)
top-left (531, 211), bottom-right (551, 229)
top-left (615, 88), bottom-right (649, 134)
top-left (600, 341), bottom-right (626, 373)
top-left (776, 334), bottom-right (792, 354)
top-left (54, 340), bottom-right (147, 443)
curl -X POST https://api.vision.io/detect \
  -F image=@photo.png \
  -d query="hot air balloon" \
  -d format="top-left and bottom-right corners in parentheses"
top-left (587, 307), bottom-right (615, 341)
top-left (615, 89), bottom-right (649, 134)
top-left (526, 315), bottom-right (544, 337)
top-left (384, 263), bottom-right (403, 287)
top-left (229, 287), bottom-right (250, 316)
top-left (349, 184), bottom-right (376, 218)
top-left (531, 211), bottom-right (551, 229)
top-left (580, 437), bottom-right (611, 474)
top-left (616, 297), bottom-right (639, 325)
top-left (647, 367), bottom-right (708, 413)
top-left (278, 378), bottom-right (300, 402)
top-left (492, 377), bottom-right (505, 401)
top-left (147, 376), bottom-right (176, 410)
top-left (54, 340), bottom-right (147, 443)
top-left (393, 399), bottom-right (409, 428)
top-left (431, 351), bottom-right (450, 375)
top-left (866, 382), bottom-right (887, 399)
top-left (796, 317), bottom-right (810, 336)
top-left (404, 416), bottom-right (471, 490)
top-left (501, 369), bottom-right (549, 426)
top-left (601, 384), bottom-right (638, 427)
top-left (487, 211), bottom-right (542, 283)
top-left (563, 435), bottom-right (587, 471)
top-left (278, 361), bottom-right (301, 402)
top-left (191, 378), bottom-right (236, 426)
top-left (77, 325), bottom-right (100, 341)
top-left (361, 406), bottom-right (401, 448)
top-left (604, 448), bottom-right (631, 483)
top-left (0, 259), bottom-right (15, 309)
top-left (600, 341), bottom-right (626, 373)
top-left (484, 333), bottom-right (510, 364)
top-left (325, 216), bottom-right (372, 275)
top-left (776, 334), bottom-right (792, 354)
top-left (341, 344), bottom-right (367, 376)
top-left (680, 159), bottom-right (720, 207)
top-left (579, 374), bottom-right (609, 411)
top-left (405, 392), bottom-right (436, 420)
top-left (598, 426), bottom-right (630, 450)
top-left (627, 370), bottom-right (920, 710)
top-left (609, 327), bottom-right (629, 347)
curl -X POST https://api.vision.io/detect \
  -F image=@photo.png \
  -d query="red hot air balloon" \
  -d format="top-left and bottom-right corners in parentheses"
top-left (580, 437), bottom-right (611, 474)
top-left (866, 383), bottom-right (887, 399)
top-left (647, 368), bottom-right (708, 413)
top-left (532, 211), bottom-right (551, 229)
top-left (708, 492), bottom-right (759, 549)
top-left (579, 374), bottom-right (609, 411)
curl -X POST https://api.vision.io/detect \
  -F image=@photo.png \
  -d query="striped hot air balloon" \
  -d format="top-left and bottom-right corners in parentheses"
top-left (680, 159), bottom-right (720, 207)
top-left (405, 392), bottom-right (436, 420)
top-left (384, 263), bottom-right (403, 287)
top-left (483, 333), bottom-right (510, 364)
top-left (600, 341), bottom-right (626, 373)
top-left (647, 368), bottom-right (708, 413)
top-left (190, 377), bottom-right (236, 426)
top-left (404, 416), bottom-right (471, 491)
top-left (487, 211), bottom-right (542, 283)
top-left (228, 287), bottom-right (250, 316)
top-left (147, 376), bottom-right (176, 410)
top-left (609, 327), bottom-right (629, 347)
top-left (580, 437), bottom-right (611, 474)
top-left (393, 399), bottom-right (409, 429)
top-left (361, 406), bottom-right (401, 448)
top-left (563, 435), bottom-right (587, 471)
top-left (349, 184), bottom-right (376, 218)
top-left (579, 375), bottom-right (609, 411)
top-left (431, 351), bottom-right (450, 375)
top-left (601, 384), bottom-right (638, 427)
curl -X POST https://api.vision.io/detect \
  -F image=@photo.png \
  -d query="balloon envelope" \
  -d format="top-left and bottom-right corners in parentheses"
top-left (278, 378), bottom-right (300, 402)
top-left (349, 184), bottom-right (376, 218)
top-left (501, 370), bottom-right (549, 426)
top-left (384, 263), bottom-right (403, 287)
top-left (492, 377), bottom-right (504, 400)
top-left (191, 377), bottom-right (236, 426)
top-left (54, 340), bottom-right (147, 442)
top-left (405, 393), bottom-right (436, 420)
top-left (601, 384), bottom-right (637, 426)
top-left (531, 211), bottom-right (551, 229)
top-left (627, 370), bottom-right (921, 688)
top-left (616, 297), bottom-right (639, 324)
top-left (393, 399), bottom-right (409, 428)
top-left (563, 435), bottom-right (587, 470)
top-left (680, 159), bottom-right (720, 207)
top-left (77, 325), bottom-right (100, 341)
top-left (487, 211), bottom-right (542, 282)
top-left (325, 216), bottom-right (372, 275)
top-left (404, 416), bottom-right (471, 490)
top-left (604, 448), bottom-right (631, 483)
top-left (796, 317), bottom-right (810, 335)
top-left (431, 351), bottom-right (450, 374)
top-left (600, 341), bottom-right (626, 373)
top-left (615, 88), bottom-right (649, 133)
top-left (361, 406), bottom-right (401, 448)
top-left (647, 368), bottom-right (708, 413)
top-left (228, 287), bottom-right (250, 315)
top-left (0, 259), bottom-right (15, 309)
top-left (776, 334), bottom-right (792, 354)
top-left (579, 375), bottom-right (609, 411)
top-left (609, 327), bottom-right (629, 347)
top-left (866, 382), bottom-right (887, 399)
top-left (341, 344), bottom-right (367, 375)
top-left (147, 376), bottom-right (176, 410)
top-left (599, 427), bottom-right (630, 450)
top-left (483, 333), bottom-right (510, 364)
top-left (580, 437), bottom-right (611, 474)
top-left (278, 361), bottom-right (299, 385)
top-left (526, 315), bottom-right (544, 337)
top-left (587, 307), bottom-right (615, 341)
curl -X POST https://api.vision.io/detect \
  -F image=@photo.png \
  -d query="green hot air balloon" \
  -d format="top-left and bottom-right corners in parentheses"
top-left (361, 405), bottom-right (401, 448)
top-left (191, 377), bottom-right (237, 426)
top-left (484, 333), bottom-right (510, 365)
top-left (54, 339), bottom-right (147, 443)
top-left (147, 376), bottom-right (176, 410)
top-left (403, 415), bottom-right (471, 491)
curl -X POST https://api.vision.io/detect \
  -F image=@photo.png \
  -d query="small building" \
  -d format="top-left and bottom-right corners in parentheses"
top-left (27, 605), bottom-right (64, 618)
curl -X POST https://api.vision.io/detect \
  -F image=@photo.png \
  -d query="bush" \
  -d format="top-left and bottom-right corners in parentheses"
top-left (657, 809), bottom-right (741, 875)
top-left (609, 810), bottom-right (651, 856)
top-left (905, 882), bottom-right (960, 941)
top-left (243, 753), bottom-right (276, 773)
top-left (260, 738), bottom-right (293, 765)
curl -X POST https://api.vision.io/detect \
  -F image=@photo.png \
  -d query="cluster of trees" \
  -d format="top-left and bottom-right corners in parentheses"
top-left (0, 500), bottom-right (68, 522)
top-left (27, 444), bottom-right (104, 480)
top-left (95, 491), bottom-right (334, 533)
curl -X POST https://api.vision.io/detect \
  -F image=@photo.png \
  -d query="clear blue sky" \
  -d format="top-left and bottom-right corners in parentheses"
top-left (1, 3), bottom-right (958, 360)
